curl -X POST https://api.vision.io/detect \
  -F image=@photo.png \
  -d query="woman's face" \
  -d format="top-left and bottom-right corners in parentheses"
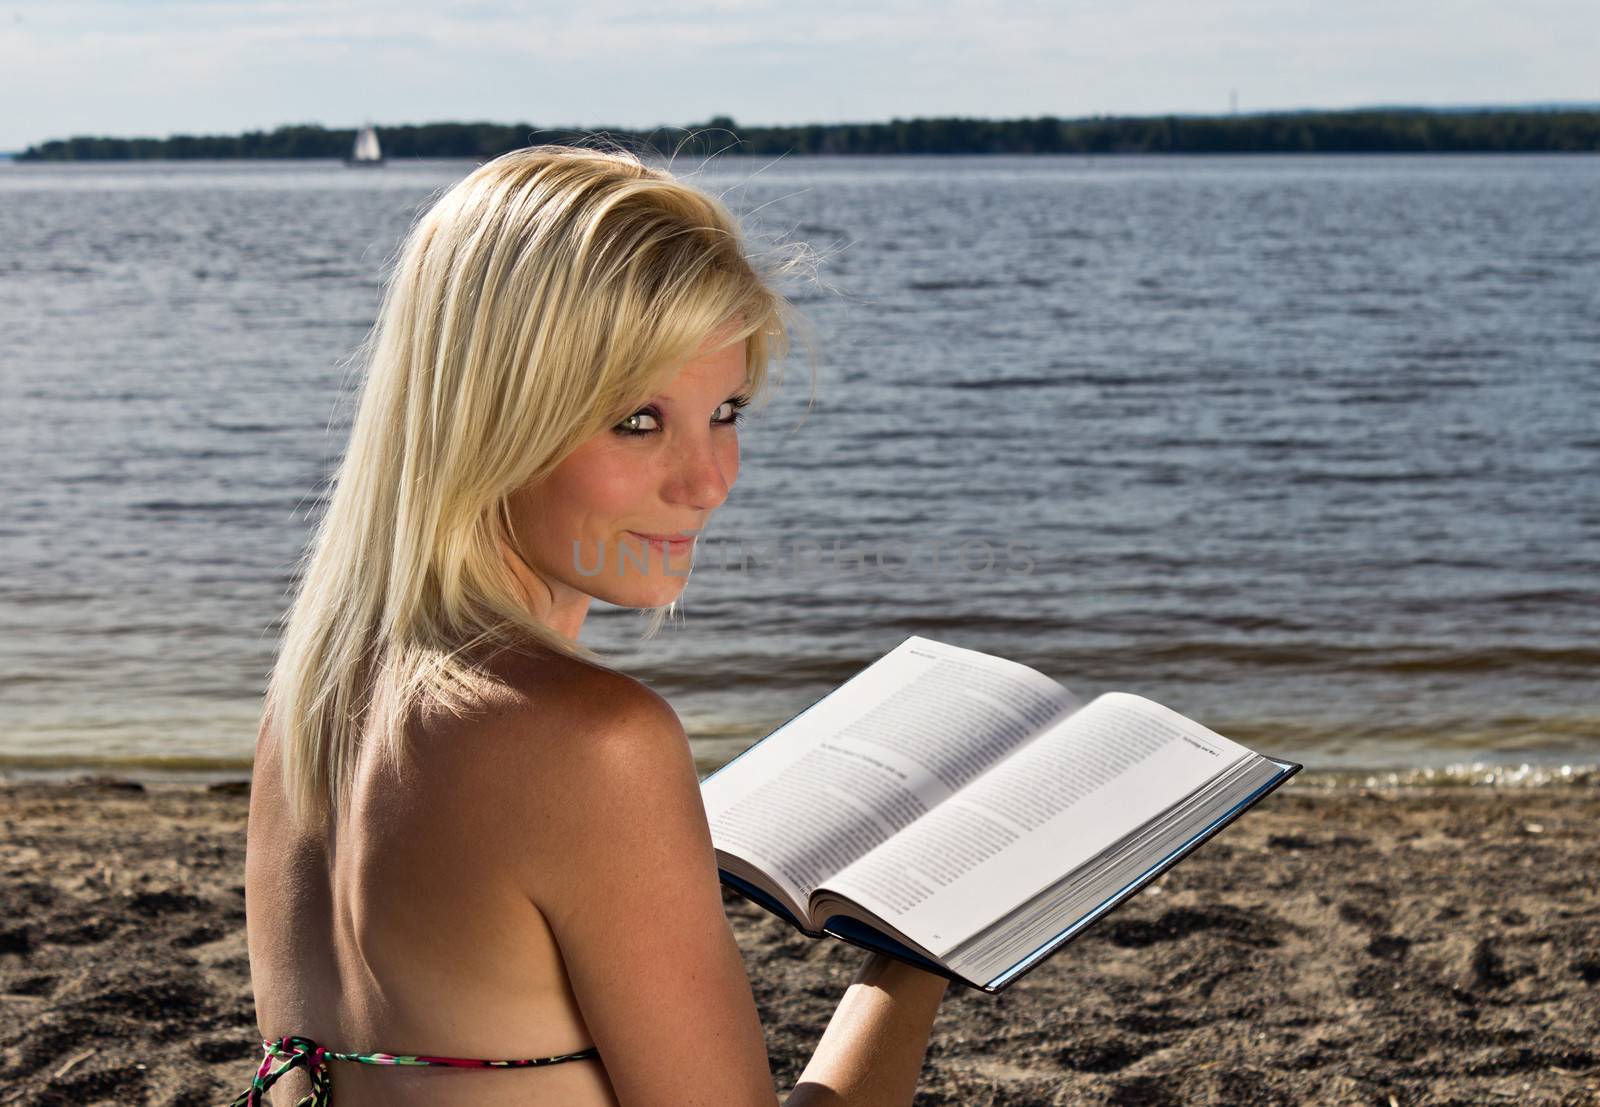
top-left (502, 333), bottom-right (750, 637)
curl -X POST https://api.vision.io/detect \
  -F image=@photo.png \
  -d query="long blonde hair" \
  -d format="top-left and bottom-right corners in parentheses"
top-left (266, 144), bottom-right (811, 829)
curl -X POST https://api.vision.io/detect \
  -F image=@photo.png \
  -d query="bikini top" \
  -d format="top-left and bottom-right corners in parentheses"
top-left (230, 1033), bottom-right (601, 1106)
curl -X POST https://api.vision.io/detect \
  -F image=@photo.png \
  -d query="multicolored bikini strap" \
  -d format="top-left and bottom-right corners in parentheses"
top-left (227, 1033), bottom-right (601, 1106)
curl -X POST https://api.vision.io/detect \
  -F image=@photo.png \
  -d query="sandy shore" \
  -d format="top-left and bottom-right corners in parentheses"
top-left (1, 777), bottom-right (1596, 1107)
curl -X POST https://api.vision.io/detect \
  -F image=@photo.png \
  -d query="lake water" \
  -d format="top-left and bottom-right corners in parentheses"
top-left (1, 154), bottom-right (1596, 785)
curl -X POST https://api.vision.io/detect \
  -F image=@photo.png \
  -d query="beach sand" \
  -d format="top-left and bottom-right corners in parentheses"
top-left (1, 778), bottom-right (1596, 1107)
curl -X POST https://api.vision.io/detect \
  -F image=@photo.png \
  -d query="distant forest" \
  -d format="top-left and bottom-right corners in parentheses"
top-left (15, 110), bottom-right (1600, 160)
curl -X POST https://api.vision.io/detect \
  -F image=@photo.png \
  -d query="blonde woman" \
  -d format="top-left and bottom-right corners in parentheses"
top-left (233, 145), bottom-right (948, 1107)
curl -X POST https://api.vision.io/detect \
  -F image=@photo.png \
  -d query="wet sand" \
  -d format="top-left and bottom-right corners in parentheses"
top-left (1, 777), bottom-right (1596, 1106)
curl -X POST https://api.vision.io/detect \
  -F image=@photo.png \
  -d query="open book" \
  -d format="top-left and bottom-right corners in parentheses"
top-left (700, 636), bottom-right (1301, 993)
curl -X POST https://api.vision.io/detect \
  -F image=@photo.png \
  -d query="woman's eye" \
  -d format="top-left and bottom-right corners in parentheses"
top-left (716, 396), bottom-right (750, 426)
top-left (614, 396), bottom-right (747, 437)
top-left (613, 409), bottom-right (660, 436)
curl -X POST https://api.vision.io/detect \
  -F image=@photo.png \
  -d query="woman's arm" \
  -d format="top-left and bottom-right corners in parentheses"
top-left (785, 953), bottom-right (949, 1107)
top-left (512, 669), bottom-right (947, 1106)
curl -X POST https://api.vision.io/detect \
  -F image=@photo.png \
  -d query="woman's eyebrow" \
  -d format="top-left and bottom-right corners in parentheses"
top-left (646, 385), bottom-right (749, 406)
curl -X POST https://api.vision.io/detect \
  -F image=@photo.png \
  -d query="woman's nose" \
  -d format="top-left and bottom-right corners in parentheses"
top-left (669, 434), bottom-right (736, 511)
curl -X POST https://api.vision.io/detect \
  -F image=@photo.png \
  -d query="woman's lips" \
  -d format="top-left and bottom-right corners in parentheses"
top-left (627, 530), bottom-right (696, 552)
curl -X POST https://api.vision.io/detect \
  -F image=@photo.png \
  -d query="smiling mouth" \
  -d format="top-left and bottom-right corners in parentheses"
top-left (627, 531), bottom-right (697, 549)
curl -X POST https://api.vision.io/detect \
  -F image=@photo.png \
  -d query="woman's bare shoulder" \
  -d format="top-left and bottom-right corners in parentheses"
top-left (435, 648), bottom-right (693, 823)
top-left (448, 649), bottom-right (707, 900)
top-left (461, 648), bottom-right (683, 750)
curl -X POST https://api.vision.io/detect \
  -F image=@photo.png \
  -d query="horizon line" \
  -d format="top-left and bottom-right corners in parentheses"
top-left (7, 100), bottom-right (1600, 152)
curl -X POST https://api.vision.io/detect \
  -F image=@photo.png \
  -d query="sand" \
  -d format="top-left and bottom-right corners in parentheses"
top-left (1, 777), bottom-right (1596, 1107)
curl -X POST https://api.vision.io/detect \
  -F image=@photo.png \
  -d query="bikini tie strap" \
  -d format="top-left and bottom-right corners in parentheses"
top-left (226, 1036), bottom-right (332, 1107)
top-left (226, 1034), bottom-right (602, 1105)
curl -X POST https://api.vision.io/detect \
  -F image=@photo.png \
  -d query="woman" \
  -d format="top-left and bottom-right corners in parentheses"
top-left (236, 145), bottom-right (949, 1107)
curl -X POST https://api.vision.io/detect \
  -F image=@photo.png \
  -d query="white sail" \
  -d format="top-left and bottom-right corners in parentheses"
top-left (350, 125), bottom-right (382, 163)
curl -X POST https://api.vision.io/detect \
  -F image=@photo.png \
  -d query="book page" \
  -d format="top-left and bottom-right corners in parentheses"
top-left (942, 754), bottom-right (1284, 986)
top-left (821, 692), bottom-right (1252, 955)
top-left (702, 636), bottom-right (1080, 912)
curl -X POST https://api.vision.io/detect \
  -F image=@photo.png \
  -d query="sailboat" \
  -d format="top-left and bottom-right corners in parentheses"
top-left (346, 124), bottom-right (384, 167)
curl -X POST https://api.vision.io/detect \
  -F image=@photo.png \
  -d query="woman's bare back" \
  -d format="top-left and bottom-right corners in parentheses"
top-left (245, 649), bottom-right (627, 1106)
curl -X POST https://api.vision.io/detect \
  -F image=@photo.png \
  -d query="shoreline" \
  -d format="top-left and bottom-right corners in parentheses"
top-left (1, 779), bottom-right (1597, 1105)
top-left (5, 757), bottom-right (1600, 791)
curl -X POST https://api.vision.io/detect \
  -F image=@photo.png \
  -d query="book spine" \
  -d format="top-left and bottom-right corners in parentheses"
top-left (720, 869), bottom-right (982, 990)
top-left (818, 916), bottom-right (980, 991)
top-left (718, 869), bottom-right (826, 938)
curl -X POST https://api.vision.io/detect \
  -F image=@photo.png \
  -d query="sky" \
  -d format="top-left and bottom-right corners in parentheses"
top-left (1, 0), bottom-right (1596, 151)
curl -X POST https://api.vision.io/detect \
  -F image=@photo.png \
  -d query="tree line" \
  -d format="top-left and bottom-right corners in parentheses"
top-left (16, 110), bottom-right (1600, 161)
